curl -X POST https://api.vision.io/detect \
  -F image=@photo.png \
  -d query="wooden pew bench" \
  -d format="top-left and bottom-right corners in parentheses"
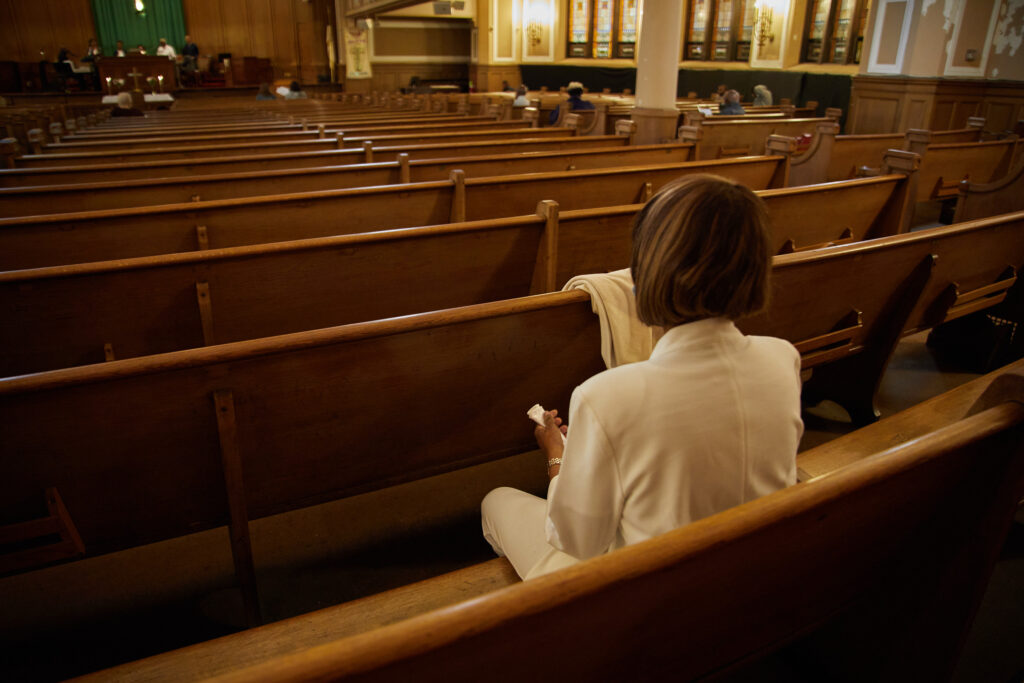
top-left (0, 143), bottom-right (695, 216)
top-left (3, 209), bottom-right (1022, 593)
top-left (0, 134), bottom-right (636, 187)
top-left (39, 119), bottom-right (538, 154)
top-left (7, 128), bottom-right (576, 168)
top-left (678, 115), bottom-right (841, 160)
top-left (58, 113), bottom-right (489, 141)
top-left (0, 173), bottom-right (915, 376)
top-left (954, 149), bottom-right (1024, 222)
top-left (73, 359), bottom-right (1024, 682)
top-left (0, 155), bottom-right (790, 270)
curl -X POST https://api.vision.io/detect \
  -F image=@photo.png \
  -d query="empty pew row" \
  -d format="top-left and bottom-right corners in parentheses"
top-left (5, 126), bottom-right (577, 168)
top-left (0, 173), bottom-right (916, 376)
top-left (2, 210), bottom-right (1023, 624)
top-left (37, 117), bottom-right (542, 154)
top-left (955, 149), bottom-right (1024, 221)
top-left (77, 361), bottom-right (1024, 682)
top-left (806, 119), bottom-right (988, 183)
top-left (0, 142), bottom-right (694, 216)
top-left (0, 154), bottom-right (790, 270)
top-left (0, 134), bottom-right (637, 187)
top-left (678, 114), bottom-right (841, 160)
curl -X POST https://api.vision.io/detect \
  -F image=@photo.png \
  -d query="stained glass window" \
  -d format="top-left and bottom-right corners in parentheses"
top-left (594, 0), bottom-right (613, 58)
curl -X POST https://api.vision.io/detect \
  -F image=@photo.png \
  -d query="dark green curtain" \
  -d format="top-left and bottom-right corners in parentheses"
top-left (91, 0), bottom-right (187, 57)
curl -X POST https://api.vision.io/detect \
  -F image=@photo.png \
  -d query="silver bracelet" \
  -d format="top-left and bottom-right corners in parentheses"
top-left (547, 458), bottom-right (563, 469)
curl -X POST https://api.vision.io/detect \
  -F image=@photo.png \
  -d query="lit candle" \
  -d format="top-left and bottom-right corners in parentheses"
top-left (157, 74), bottom-right (164, 93)
top-left (105, 76), bottom-right (113, 95)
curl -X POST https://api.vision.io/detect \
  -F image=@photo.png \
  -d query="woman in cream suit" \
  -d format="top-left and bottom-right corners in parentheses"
top-left (482, 174), bottom-right (803, 580)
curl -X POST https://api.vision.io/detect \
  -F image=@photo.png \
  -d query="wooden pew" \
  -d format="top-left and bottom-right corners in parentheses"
top-left (0, 134), bottom-right (636, 187)
top-left (679, 115), bottom-right (840, 160)
top-left (0, 143), bottom-right (695, 216)
top-left (74, 363), bottom-right (1024, 682)
top-left (7, 128), bottom-right (577, 168)
top-left (3, 209), bottom-right (1021, 585)
top-left (913, 138), bottom-right (1018, 204)
top-left (0, 173), bottom-right (916, 376)
top-left (38, 119), bottom-right (539, 154)
top-left (0, 155), bottom-right (790, 270)
top-left (789, 119), bottom-right (991, 186)
top-left (953, 148), bottom-right (1024, 222)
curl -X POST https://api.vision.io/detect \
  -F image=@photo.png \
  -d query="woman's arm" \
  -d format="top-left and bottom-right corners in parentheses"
top-left (544, 391), bottom-right (624, 560)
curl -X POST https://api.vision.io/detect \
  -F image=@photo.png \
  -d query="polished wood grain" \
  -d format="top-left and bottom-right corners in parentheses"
top-left (0, 156), bottom-right (787, 270)
top-left (0, 135), bottom-right (634, 187)
top-left (0, 174), bottom-right (913, 376)
top-left (0, 144), bottom-right (694, 215)
top-left (83, 395), bottom-right (1024, 682)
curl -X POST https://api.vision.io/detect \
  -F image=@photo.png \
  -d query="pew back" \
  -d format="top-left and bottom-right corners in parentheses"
top-left (0, 174), bottom-right (912, 376)
top-left (85, 398), bottom-right (1024, 682)
top-left (0, 135), bottom-right (633, 187)
top-left (0, 143), bottom-right (694, 216)
top-left (0, 156), bottom-right (787, 270)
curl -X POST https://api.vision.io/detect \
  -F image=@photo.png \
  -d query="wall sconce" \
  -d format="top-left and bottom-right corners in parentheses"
top-left (134, 0), bottom-right (146, 17)
top-left (754, 0), bottom-right (775, 50)
top-left (524, 1), bottom-right (551, 49)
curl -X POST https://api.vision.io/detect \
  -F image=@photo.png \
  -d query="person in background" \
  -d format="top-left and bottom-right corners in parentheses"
top-left (718, 89), bottom-right (745, 115)
top-left (57, 47), bottom-right (75, 63)
top-left (156, 38), bottom-right (176, 60)
top-left (481, 173), bottom-right (802, 580)
top-left (285, 80), bottom-right (307, 99)
top-left (82, 38), bottom-right (101, 62)
top-left (182, 34), bottom-right (199, 73)
top-left (135, 44), bottom-right (147, 55)
top-left (115, 40), bottom-right (126, 57)
top-left (502, 80), bottom-right (514, 92)
top-left (111, 91), bottom-right (144, 117)
top-left (710, 83), bottom-right (727, 104)
top-left (512, 85), bottom-right (529, 107)
top-left (753, 84), bottom-right (773, 107)
top-left (256, 82), bottom-right (276, 101)
top-left (549, 80), bottom-right (594, 125)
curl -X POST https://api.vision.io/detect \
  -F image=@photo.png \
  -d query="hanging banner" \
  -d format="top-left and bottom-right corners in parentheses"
top-left (345, 23), bottom-right (372, 79)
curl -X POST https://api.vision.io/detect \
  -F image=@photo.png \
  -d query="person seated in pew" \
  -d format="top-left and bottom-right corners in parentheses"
top-left (256, 82), bottom-right (276, 100)
top-left (285, 80), bottom-right (307, 99)
top-left (512, 85), bottom-right (529, 107)
top-left (110, 91), bottom-right (144, 117)
top-left (718, 89), bottom-right (745, 115)
top-left (710, 84), bottom-right (727, 104)
top-left (481, 174), bottom-right (803, 580)
top-left (549, 80), bottom-right (595, 125)
top-left (134, 44), bottom-right (147, 55)
top-left (753, 84), bottom-right (773, 107)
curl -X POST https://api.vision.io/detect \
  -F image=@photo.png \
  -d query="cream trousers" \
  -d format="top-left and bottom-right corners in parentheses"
top-left (481, 487), bottom-right (580, 580)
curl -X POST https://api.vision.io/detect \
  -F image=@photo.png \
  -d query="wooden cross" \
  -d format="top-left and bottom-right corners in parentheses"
top-left (127, 69), bottom-right (144, 91)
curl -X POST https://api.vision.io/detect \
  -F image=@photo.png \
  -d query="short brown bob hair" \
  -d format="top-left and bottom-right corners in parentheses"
top-left (630, 173), bottom-right (772, 326)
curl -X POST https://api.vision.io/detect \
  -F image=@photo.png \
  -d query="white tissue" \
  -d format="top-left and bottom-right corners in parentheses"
top-left (527, 403), bottom-right (567, 443)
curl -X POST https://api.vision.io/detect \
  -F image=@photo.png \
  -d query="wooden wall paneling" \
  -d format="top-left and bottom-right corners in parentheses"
top-left (297, 19), bottom-right (320, 84)
top-left (65, 1), bottom-right (98, 51)
top-left (183, 0), bottom-right (227, 62)
top-left (9, 1), bottom-right (56, 63)
top-left (270, 0), bottom-right (299, 80)
top-left (246, 0), bottom-right (277, 67)
top-left (0, 1), bottom-right (27, 63)
top-left (220, 0), bottom-right (255, 60)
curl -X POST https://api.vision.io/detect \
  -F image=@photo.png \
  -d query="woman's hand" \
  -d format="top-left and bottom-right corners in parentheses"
top-left (534, 410), bottom-right (567, 478)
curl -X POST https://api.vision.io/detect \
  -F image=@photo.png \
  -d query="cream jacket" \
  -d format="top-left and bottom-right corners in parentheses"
top-left (542, 318), bottom-right (803, 566)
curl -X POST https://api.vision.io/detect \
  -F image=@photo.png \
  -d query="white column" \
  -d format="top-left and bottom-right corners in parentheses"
top-left (635, 0), bottom-right (684, 111)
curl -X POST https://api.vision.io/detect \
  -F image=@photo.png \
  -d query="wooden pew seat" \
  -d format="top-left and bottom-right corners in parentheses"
top-left (74, 360), bottom-right (1024, 681)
